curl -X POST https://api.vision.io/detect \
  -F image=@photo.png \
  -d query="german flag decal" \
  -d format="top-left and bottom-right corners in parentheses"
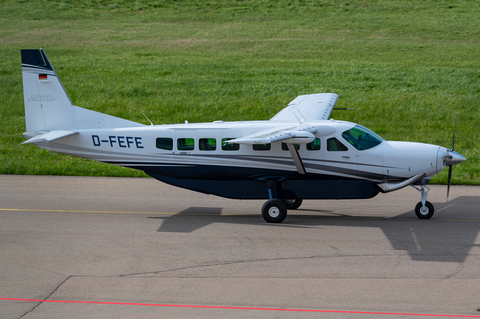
top-left (38, 74), bottom-right (48, 80)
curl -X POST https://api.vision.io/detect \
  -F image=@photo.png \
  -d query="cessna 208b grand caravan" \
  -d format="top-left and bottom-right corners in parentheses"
top-left (21, 48), bottom-right (466, 223)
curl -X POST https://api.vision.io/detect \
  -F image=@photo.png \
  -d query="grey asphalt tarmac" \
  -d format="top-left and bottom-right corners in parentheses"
top-left (1, 175), bottom-right (480, 318)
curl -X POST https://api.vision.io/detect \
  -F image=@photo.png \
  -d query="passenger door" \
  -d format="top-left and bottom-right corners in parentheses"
top-left (323, 137), bottom-right (358, 178)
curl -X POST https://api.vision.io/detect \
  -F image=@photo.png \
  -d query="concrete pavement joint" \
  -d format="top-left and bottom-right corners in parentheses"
top-left (117, 253), bottom-right (465, 278)
top-left (17, 276), bottom-right (74, 319)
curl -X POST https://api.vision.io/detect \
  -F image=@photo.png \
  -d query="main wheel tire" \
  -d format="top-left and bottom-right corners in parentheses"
top-left (282, 198), bottom-right (303, 210)
top-left (415, 201), bottom-right (434, 219)
top-left (262, 199), bottom-right (287, 223)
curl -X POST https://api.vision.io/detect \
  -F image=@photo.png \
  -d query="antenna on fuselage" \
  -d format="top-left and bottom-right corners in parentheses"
top-left (143, 113), bottom-right (154, 126)
top-left (333, 108), bottom-right (355, 110)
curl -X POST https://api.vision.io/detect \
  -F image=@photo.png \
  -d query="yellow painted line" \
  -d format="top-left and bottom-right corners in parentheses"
top-left (0, 208), bottom-right (240, 216)
top-left (1, 208), bottom-right (479, 222)
top-left (0, 208), bottom-right (173, 215)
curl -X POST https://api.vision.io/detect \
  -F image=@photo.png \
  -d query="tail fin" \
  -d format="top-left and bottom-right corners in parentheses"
top-left (21, 48), bottom-right (75, 134)
top-left (21, 48), bottom-right (143, 138)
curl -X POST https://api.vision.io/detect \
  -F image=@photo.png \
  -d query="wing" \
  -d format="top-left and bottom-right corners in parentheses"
top-left (229, 124), bottom-right (317, 145)
top-left (270, 93), bottom-right (339, 122)
top-left (229, 124), bottom-right (332, 175)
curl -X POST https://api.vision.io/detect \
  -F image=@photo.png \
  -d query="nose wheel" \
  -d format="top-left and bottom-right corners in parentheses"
top-left (415, 201), bottom-right (434, 219)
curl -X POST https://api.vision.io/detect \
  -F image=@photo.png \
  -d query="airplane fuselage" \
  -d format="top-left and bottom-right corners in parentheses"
top-left (32, 120), bottom-right (447, 200)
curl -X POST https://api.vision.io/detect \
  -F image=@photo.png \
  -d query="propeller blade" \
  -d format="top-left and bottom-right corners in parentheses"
top-left (451, 116), bottom-right (457, 152)
top-left (447, 116), bottom-right (458, 201)
top-left (446, 165), bottom-right (452, 201)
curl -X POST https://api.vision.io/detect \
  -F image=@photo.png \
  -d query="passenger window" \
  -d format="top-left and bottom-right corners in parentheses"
top-left (306, 138), bottom-right (321, 151)
top-left (156, 137), bottom-right (173, 150)
top-left (222, 138), bottom-right (240, 151)
top-left (327, 138), bottom-right (348, 151)
top-left (177, 138), bottom-right (194, 151)
top-left (281, 143), bottom-right (300, 151)
top-left (253, 144), bottom-right (271, 151)
top-left (199, 138), bottom-right (216, 151)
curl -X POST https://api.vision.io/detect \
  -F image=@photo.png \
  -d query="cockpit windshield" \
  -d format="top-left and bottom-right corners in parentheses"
top-left (341, 125), bottom-right (383, 150)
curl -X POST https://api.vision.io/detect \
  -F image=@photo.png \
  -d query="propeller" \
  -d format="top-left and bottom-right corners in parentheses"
top-left (446, 117), bottom-right (456, 200)
top-left (445, 116), bottom-right (466, 201)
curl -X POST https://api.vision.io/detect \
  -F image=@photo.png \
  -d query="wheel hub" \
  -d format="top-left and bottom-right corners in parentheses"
top-left (268, 206), bottom-right (280, 218)
top-left (419, 206), bottom-right (429, 215)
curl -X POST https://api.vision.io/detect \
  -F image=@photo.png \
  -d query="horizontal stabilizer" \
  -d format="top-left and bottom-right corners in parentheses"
top-left (22, 130), bottom-right (78, 144)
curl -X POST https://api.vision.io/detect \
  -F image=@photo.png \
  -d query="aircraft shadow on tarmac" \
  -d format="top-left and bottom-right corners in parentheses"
top-left (149, 196), bottom-right (480, 263)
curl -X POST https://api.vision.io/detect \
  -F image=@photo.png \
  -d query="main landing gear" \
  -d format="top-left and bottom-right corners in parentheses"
top-left (261, 198), bottom-right (303, 223)
top-left (261, 179), bottom-right (303, 223)
top-left (412, 183), bottom-right (435, 219)
top-left (262, 199), bottom-right (287, 223)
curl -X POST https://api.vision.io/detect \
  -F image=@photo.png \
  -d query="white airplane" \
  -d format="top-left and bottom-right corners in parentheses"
top-left (21, 48), bottom-right (466, 223)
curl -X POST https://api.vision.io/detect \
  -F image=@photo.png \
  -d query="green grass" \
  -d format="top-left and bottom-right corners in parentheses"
top-left (1, 0), bottom-right (479, 184)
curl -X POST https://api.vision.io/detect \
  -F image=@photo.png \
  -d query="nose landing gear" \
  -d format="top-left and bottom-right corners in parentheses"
top-left (412, 183), bottom-right (435, 219)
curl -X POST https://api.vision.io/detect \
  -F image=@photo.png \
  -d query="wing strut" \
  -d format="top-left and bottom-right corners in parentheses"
top-left (286, 143), bottom-right (306, 175)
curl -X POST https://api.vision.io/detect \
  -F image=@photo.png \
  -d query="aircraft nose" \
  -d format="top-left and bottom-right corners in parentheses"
top-left (445, 150), bottom-right (466, 166)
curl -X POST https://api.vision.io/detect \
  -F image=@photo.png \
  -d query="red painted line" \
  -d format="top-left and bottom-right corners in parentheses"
top-left (1, 297), bottom-right (480, 317)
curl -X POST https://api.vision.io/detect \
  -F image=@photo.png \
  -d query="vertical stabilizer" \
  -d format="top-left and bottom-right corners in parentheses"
top-left (21, 48), bottom-right (75, 134)
top-left (21, 48), bottom-right (144, 138)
